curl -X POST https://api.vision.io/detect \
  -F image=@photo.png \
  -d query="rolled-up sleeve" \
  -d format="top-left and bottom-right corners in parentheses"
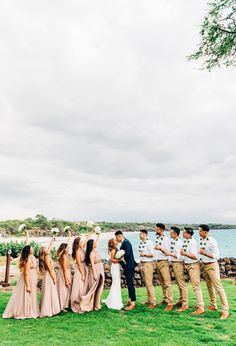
top-left (210, 239), bottom-right (220, 260)
top-left (147, 241), bottom-right (155, 256)
top-left (162, 237), bottom-right (170, 252)
top-left (190, 241), bottom-right (199, 260)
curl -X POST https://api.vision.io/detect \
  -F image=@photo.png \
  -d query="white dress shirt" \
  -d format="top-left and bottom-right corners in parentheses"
top-left (182, 238), bottom-right (199, 264)
top-left (169, 238), bottom-right (183, 262)
top-left (139, 239), bottom-right (155, 262)
top-left (199, 236), bottom-right (220, 263)
top-left (155, 235), bottom-right (170, 260)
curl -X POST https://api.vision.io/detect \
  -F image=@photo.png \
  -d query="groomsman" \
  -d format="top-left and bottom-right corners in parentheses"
top-left (155, 223), bottom-right (173, 311)
top-left (167, 226), bottom-right (188, 312)
top-left (199, 224), bottom-right (229, 320)
top-left (180, 227), bottom-right (204, 315)
top-left (139, 229), bottom-right (156, 309)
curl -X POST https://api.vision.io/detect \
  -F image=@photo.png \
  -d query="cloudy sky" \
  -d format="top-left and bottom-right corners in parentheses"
top-left (0, 1), bottom-right (235, 223)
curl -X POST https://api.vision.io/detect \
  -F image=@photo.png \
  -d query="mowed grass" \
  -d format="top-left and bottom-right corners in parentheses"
top-left (0, 280), bottom-right (235, 346)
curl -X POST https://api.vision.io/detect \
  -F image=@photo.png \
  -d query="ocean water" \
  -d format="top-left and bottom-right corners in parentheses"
top-left (1, 229), bottom-right (235, 260)
top-left (98, 229), bottom-right (236, 260)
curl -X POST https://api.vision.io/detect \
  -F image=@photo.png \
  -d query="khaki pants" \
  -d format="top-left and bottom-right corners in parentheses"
top-left (185, 262), bottom-right (204, 310)
top-left (141, 262), bottom-right (156, 305)
top-left (156, 260), bottom-right (173, 305)
top-left (172, 261), bottom-right (188, 307)
top-left (202, 262), bottom-right (229, 313)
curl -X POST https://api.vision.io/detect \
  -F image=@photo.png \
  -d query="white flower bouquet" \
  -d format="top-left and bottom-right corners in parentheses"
top-left (94, 226), bottom-right (101, 234)
top-left (86, 220), bottom-right (94, 229)
top-left (63, 225), bottom-right (71, 234)
top-left (18, 224), bottom-right (26, 233)
top-left (51, 227), bottom-right (60, 236)
top-left (115, 249), bottom-right (126, 264)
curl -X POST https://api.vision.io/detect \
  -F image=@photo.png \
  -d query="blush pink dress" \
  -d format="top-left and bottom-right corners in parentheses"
top-left (70, 249), bottom-right (88, 313)
top-left (80, 252), bottom-right (104, 312)
top-left (40, 255), bottom-right (61, 317)
top-left (56, 254), bottom-right (72, 311)
top-left (3, 255), bottom-right (39, 319)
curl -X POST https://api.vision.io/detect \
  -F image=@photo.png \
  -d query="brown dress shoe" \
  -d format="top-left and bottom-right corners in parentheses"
top-left (124, 301), bottom-right (132, 307)
top-left (177, 306), bottom-right (188, 312)
top-left (148, 304), bottom-right (157, 309)
top-left (220, 312), bottom-right (229, 320)
top-left (191, 309), bottom-right (205, 315)
top-left (208, 306), bottom-right (218, 311)
top-left (124, 304), bottom-right (136, 311)
top-left (164, 305), bottom-right (174, 312)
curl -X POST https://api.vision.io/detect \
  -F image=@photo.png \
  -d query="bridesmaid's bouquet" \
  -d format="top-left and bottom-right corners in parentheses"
top-left (51, 227), bottom-right (60, 236)
top-left (63, 225), bottom-right (71, 234)
top-left (86, 220), bottom-right (94, 229)
top-left (116, 250), bottom-right (126, 264)
top-left (18, 224), bottom-right (26, 233)
top-left (94, 226), bottom-right (101, 235)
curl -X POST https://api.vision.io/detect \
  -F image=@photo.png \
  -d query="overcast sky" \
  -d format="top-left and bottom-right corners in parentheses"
top-left (0, 0), bottom-right (235, 223)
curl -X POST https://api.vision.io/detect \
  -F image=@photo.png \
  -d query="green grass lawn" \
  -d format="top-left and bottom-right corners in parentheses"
top-left (0, 280), bottom-right (235, 346)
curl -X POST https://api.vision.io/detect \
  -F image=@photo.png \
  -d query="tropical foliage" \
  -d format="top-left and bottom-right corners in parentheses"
top-left (189, 0), bottom-right (236, 70)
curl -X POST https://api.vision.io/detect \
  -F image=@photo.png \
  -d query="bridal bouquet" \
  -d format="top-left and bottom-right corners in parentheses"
top-left (115, 249), bottom-right (126, 264)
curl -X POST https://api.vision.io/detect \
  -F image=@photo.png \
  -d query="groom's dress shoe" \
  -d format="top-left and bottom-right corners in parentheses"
top-left (124, 301), bottom-right (132, 307)
top-left (191, 309), bottom-right (205, 315)
top-left (164, 305), bottom-right (173, 312)
top-left (124, 304), bottom-right (136, 311)
top-left (220, 312), bottom-right (229, 320)
top-left (177, 306), bottom-right (188, 313)
top-left (148, 304), bottom-right (157, 309)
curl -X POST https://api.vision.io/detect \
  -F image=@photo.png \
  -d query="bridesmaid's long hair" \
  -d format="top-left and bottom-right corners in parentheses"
top-left (108, 239), bottom-right (117, 254)
top-left (72, 237), bottom-right (81, 260)
top-left (39, 246), bottom-right (46, 274)
top-left (57, 243), bottom-right (68, 265)
top-left (85, 239), bottom-right (94, 266)
top-left (19, 245), bottom-right (31, 271)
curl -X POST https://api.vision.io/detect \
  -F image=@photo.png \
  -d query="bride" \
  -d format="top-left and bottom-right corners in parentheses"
top-left (104, 239), bottom-right (123, 310)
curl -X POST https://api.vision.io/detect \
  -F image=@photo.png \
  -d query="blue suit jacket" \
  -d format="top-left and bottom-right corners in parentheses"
top-left (120, 238), bottom-right (137, 269)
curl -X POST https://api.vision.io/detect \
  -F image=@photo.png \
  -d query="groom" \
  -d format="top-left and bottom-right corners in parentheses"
top-left (115, 231), bottom-right (137, 311)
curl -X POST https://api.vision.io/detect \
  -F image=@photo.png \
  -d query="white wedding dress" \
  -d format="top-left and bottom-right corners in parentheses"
top-left (105, 263), bottom-right (123, 310)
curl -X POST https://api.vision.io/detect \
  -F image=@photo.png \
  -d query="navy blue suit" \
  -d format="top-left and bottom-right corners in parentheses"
top-left (120, 238), bottom-right (137, 302)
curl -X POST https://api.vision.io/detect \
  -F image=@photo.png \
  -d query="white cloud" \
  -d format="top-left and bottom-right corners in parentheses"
top-left (0, 0), bottom-right (235, 223)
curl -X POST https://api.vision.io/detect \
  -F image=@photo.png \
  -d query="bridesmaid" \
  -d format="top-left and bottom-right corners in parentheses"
top-left (56, 232), bottom-right (72, 312)
top-left (70, 236), bottom-right (87, 313)
top-left (3, 231), bottom-right (39, 319)
top-left (80, 233), bottom-right (105, 312)
top-left (39, 236), bottom-right (60, 317)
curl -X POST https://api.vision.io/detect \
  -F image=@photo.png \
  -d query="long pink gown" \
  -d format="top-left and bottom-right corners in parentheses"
top-left (3, 255), bottom-right (39, 319)
top-left (40, 255), bottom-right (61, 317)
top-left (70, 249), bottom-right (88, 313)
top-left (80, 252), bottom-right (105, 312)
top-left (56, 254), bottom-right (72, 311)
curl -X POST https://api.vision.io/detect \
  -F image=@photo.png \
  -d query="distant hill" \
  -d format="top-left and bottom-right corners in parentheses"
top-left (0, 214), bottom-right (235, 236)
